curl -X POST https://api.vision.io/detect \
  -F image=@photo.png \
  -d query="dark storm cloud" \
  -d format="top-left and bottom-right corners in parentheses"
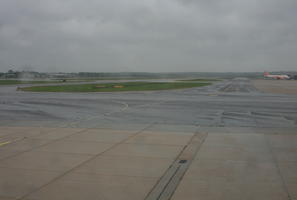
top-left (0, 0), bottom-right (296, 72)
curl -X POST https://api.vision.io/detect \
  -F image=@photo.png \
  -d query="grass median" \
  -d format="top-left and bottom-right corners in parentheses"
top-left (19, 82), bottom-right (211, 92)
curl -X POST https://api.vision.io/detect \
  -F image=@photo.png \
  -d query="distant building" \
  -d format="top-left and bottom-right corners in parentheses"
top-left (1, 70), bottom-right (46, 79)
top-left (4, 70), bottom-right (17, 78)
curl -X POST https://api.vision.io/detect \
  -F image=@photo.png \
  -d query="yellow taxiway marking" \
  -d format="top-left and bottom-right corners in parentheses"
top-left (0, 141), bottom-right (11, 147)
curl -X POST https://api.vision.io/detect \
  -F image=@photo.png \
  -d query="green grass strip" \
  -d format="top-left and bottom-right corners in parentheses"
top-left (19, 82), bottom-right (211, 92)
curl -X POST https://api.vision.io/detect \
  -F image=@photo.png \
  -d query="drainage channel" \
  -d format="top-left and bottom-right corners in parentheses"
top-left (145, 132), bottom-right (208, 200)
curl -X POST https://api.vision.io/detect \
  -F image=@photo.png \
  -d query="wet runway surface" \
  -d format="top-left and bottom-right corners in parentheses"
top-left (0, 78), bottom-right (296, 129)
top-left (0, 78), bottom-right (297, 200)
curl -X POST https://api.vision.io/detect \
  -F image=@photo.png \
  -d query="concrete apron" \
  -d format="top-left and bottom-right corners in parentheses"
top-left (0, 126), bottom-right (296, 200)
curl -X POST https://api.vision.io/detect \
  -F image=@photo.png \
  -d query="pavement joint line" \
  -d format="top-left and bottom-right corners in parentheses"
top-left (0, 127), bottom-right (90, 162)
top-left (122, 143), bottom-right (186, 147)
top-left (0, 127), bottom-right (60, 150)
top-left (264, 134), bottom-right (292, 200)
top-left (16, 122), bottom-right (156, 200)
top-left (59, 171), bottom-right (161, 179)
top-left (144, 131), bottom-right (208, 200)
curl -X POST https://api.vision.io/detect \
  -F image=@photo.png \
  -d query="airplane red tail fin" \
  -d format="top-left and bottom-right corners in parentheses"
top-left (264, 72), bottom-right (270, 76)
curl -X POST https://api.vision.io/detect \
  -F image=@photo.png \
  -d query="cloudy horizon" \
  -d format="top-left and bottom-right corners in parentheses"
top-left (0, 0), bottom-right (297, 72)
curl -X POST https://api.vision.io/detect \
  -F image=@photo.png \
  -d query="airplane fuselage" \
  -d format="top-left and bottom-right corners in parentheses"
top-left (264, 72), bottom-right (290, 80)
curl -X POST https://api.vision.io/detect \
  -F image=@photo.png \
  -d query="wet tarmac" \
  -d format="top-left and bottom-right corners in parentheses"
top-left (0, 78), bottom-right (296, 129)
top-left (0, 78), bottom-right (297, 200)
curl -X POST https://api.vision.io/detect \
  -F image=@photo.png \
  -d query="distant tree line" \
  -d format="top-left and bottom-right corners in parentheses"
top-left (77, 72), bottom-right (265, 79)
top-left (3, 69), bottom-right (296, 80)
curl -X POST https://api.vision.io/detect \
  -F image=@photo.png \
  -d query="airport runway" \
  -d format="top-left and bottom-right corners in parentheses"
top-left (0, 78), bottom-right (296, 200)
top-left (0, 78), bottom-right (296, 129)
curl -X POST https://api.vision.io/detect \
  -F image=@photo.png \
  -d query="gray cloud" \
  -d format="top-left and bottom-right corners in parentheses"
top-left (0, 0), bottom-right (296, 72)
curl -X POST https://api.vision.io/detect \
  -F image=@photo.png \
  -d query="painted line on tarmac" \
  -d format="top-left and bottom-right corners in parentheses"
top-left (0, 141), bottom-right (11, 147)
top-left (104, 100), bottom-right (129, 116)
top-left (17, 122), bottom-right (156, 200)
top-left (117, 101), bottom-right (129, 111)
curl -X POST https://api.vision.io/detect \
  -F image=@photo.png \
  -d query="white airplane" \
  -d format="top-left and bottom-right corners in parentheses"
top-left (264, 72), bottom-right (290, 80)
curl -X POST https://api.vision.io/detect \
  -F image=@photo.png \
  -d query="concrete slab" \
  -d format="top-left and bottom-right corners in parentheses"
top-left (0, 131), bottom-right (11, 137)
top-left (272, 147), bottom-right (297, 162)
top-left (0, 150), bottom-right (20, 160)
top-left (287, 183), bottom-right (297, 200)
top-left (32, 128), bottom-right (84, 140)
top-left (0, 128), bottom-right (56, 148)
top-left (90, 123), bottom-right (151, 131)
top-left (86, 129), bottom-right (138, 135)
top-left (0, 127), bottom-right (35, 132)
top-left (204, 133), bottom-right (268, 148)
top-left (125, 131), bottom-right (193, 145)
top-left (0, 139), bottom-right (52, 151)
top-left (225, 127), bottom-right (255, 134)
top-left (171, 179), bottom-right (288, 200)
top-left (146, 124), bottom-right (197, 133)
top-left (195, 145), bottom-right (273, 162)
top-left (267, 135), bottom-right (297, 200)
top-left (268, 135), bottom-right (297, 148)
top-left (185, 160), bottom-right (280, 182)
top-left (278, 162), bottom-right (297, 183)
top-left (198, 127), bottom-right (229, 134)
top-left (37, 140), bottom-right (114, 155)
top-left (0, 196), bottom-right (16, 200)
top-left (65, 129), bottom-right (135, 143)
top-left (252, 127), bottom-right (297, 135)
top-left (2, 127), bottom-right (55, 138)
top-left (24, 173), bottom-right (157, 200)
top-left (74, 155), bottom-right (173, 177)
top-left (0, 126), bottom-right (296, 199)
top-left (104, 143), bottom-right (183, 159)
top-left (0, 167), bottom-right (59, 198)
top-left (171, 132), bottom-right (294, 200)
top-left (0, 151), bottom-right (92, 172)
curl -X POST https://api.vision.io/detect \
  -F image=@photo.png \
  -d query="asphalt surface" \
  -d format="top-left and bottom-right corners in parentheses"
top-left (0, 78), bottom-right (297, 200)
top-left (0, 78), bottom-right (296, 130)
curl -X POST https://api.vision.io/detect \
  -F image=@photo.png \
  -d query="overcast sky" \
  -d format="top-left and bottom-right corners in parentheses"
top-left (0, 0), bottom-right (297, 72)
